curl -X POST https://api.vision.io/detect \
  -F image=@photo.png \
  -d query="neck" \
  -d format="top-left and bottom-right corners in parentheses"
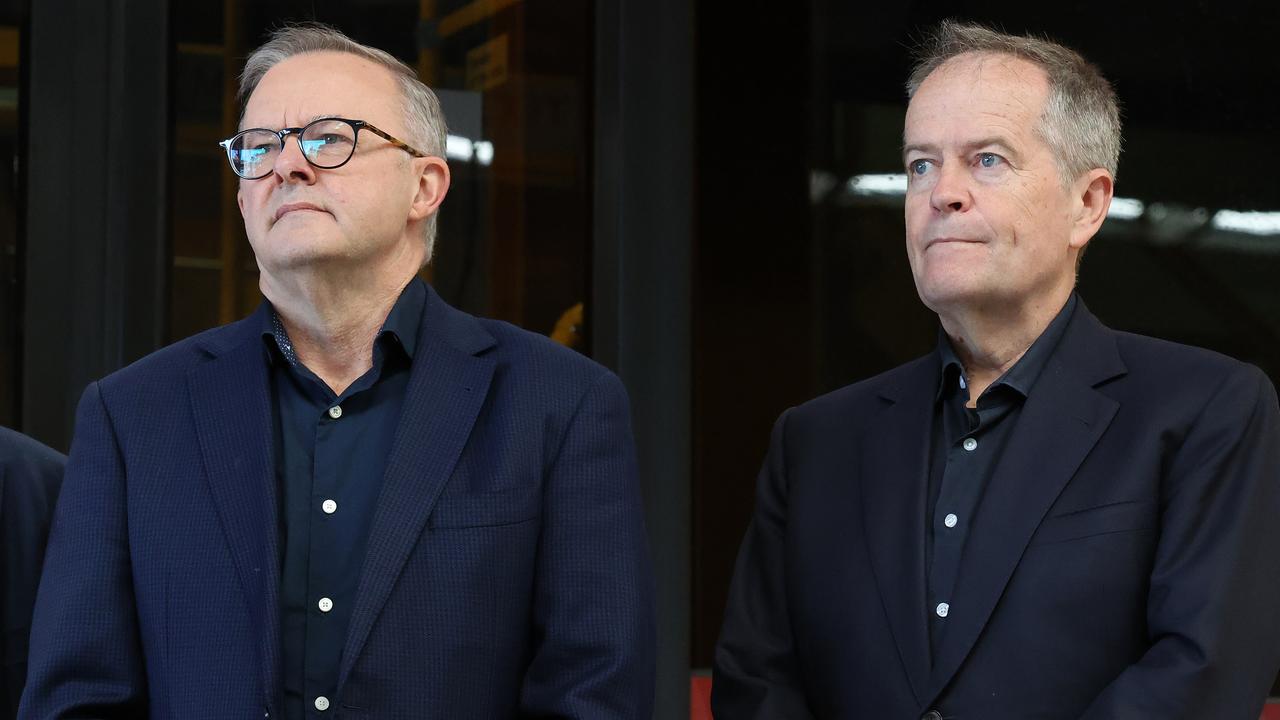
top-left (262, 262), bottom-right (419, 395)
top-left (938, 289), bottom-right (1071, 406)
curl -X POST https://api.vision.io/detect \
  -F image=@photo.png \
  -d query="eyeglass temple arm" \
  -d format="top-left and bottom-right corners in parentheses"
top-left (360, 123), bottom-right (428, 157)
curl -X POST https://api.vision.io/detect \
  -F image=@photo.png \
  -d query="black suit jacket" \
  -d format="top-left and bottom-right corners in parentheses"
top-left (714, 303), bottom-right (1280, 719)
top-left (0, 428), bottom-right (64, 719)
top-left (20, 287), bottom-right (654, 719)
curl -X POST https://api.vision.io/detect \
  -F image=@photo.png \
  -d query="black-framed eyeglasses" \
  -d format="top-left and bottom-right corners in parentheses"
top-left (218, 117), bottom-right (427, 180)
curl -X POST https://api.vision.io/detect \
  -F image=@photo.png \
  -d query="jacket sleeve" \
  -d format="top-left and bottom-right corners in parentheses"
top-left (1080, 364), bottom-right (1280, 719)
top-left (518, 370), bottom-right (656, 719)
top-left (712, 408), bottom-right (816, 719)
top-left (18, 383), bottom-right (148, 719)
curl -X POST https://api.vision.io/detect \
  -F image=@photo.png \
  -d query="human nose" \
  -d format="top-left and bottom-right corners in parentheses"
top-left (272, 132), bottom-right (317, 184)
top-left (929, 162), bottom-right (971, 214)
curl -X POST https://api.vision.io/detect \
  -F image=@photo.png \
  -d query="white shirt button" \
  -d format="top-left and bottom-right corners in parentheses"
top-left (962, 437), bottom-right (978, 452)
top-left (327, 405), bottom-right (343, 419)
top-left (936, 602), bottom-right (950, 618)
top-left (321, 499), bottom-right (338, 514)
top-left (318, 597), bottom-right (333, 613)
top-left (959, 375), bottom-right (967, 390)
top-left (944, 513), bottom-right (958, 528)
top-left (314, 696), bottom-right (330, 711)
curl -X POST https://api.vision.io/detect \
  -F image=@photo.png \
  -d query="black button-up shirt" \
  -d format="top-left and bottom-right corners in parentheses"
top-left (263, 279), bottom-right (425, 719)
top-left (925, 294), bottom-right (1077, 652)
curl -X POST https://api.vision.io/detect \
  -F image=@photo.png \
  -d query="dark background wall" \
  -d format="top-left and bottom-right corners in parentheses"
top-left (691, 0), bottom-right (815, 669)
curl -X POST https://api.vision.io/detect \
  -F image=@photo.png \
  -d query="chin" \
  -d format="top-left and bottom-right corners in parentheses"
top-left (256, 241), bottom-right (347, 273)
top-left (915, 270), bottom-right (976, 305)
top-left (916, 279), bottom-right (1007, 314)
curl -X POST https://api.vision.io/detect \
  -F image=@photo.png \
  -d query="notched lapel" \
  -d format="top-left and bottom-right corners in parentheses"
top-left (336, 296), bottom-right (497, 693)
top-left (925, 352), bottom-right (1120, 703)
top-left (186, 321), bottom-right (282, 708)
top-left (860, 360), bottom-right (937, 704)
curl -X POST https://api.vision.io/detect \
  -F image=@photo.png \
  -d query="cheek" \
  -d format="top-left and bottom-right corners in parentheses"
top-left (238, 188), bottom-right (272, 230)
top-left (1001, 178), bottom-right (1047, 223)
top-left (903, 196), bottom-right (930, 241)
top-left (1019, 188), bottom-right (1073, 246)
top-left (242, 181), bottom-right (273, 206)
top-left (1011, 177), bottom-right (1069, 228)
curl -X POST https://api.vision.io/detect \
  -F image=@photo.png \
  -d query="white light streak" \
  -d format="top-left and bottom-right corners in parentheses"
top-left (444, 135), bottom-right (494, 166)
top-left (1211, 210), bottom-right (1280, 236)
top-left (847, 173), bottom-right (908, 196)
top-left (1106, 197), bottom-right (1144, 220)
top-left (445, 134), bottom-right (474, 162)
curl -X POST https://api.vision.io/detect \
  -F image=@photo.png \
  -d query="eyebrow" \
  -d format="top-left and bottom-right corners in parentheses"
top-left (902, 142), bottom-right (939, 163)
top-left (902, 136), bottom-right (1022, 164)
top-left (241, 114), bottom-right (343, 132)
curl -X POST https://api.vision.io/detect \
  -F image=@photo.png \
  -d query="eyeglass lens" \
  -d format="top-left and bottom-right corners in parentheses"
top-left (227, 119), bottom-right (358, 178)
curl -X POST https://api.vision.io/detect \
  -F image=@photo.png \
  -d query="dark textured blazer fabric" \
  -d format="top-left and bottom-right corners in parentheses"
top-left (0, 428), bottom-right (64, 719)
top-left (714, 302), bottom-right (1280, 720)
top-left (19, 286), bottom-right (656, 719)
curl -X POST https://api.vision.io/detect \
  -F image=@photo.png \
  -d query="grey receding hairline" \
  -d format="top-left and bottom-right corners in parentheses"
top-left (905, 19), bottom-right (1122, 183)
top-left (237, 22), bottom-right (449, 262)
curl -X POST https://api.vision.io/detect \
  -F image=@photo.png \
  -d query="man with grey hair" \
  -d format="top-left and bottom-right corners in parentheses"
top-left (714, 20), bottom-right (1280, 719)
top-left (21, 23), bottom-right (654, 720)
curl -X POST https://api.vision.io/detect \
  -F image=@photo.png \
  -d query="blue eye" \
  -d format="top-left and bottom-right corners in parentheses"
top-left (910, 159), bottom-right (932, 175)
top-left (978, 152), bottom-right (1003, 168)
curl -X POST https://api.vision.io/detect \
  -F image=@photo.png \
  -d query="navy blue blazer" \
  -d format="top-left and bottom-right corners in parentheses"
top-left (20, 286), bottom-right (655, 719)
top-left (0, 428), bottom-right (64, 719)
top-left (714, 302), bottom-right (1280, 719)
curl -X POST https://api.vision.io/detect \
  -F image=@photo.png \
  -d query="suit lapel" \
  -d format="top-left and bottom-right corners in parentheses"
top-left (336, 288), bottom-right (496, 692)
top-left (861, 356), bottom-right (937, 704)
top-left (924, 305), bottom-right (1125, 703)
top-left (186, 306), bottom-right (282, 710)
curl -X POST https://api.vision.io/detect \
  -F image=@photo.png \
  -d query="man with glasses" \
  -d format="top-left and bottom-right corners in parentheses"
top-left (714, 20), bottom-right (1280, 720)
top-left (21, 24), bottom-right (654, 720)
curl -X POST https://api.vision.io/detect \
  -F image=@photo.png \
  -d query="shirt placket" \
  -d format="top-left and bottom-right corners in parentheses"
top-left (304, 397), bottom-right (344, 715)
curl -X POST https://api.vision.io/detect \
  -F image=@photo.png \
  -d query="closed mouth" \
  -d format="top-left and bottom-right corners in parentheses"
top-left (926, 237), bottom-right (983, 250)
top-left (274, 203), bottom-right (325, 222)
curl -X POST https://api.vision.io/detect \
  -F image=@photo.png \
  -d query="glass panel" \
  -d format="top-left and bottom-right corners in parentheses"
top-left (171, 9), bottom-right (234, 343)
top-left (169, 0), bottom-right (595, 354)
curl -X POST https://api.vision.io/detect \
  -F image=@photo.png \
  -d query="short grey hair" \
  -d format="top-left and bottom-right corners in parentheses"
top-left (239, 22), bottom-right (448, 260)
top-left (906, 20), bottom-right (1121, 183)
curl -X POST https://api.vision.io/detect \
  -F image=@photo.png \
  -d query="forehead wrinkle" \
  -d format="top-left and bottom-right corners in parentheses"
top-left (929, 52), bottom-right (1048, 109)
top-left (244, 51), bottom-right (403, 132)
top-left (964, 135), bottom-right (1019, 156)
top-left (905, 52), bottom-right (1052, 164)
top-left (298, 113), bottom-right (342, 127)
top-left (237, 112), bottom-right (335, 133)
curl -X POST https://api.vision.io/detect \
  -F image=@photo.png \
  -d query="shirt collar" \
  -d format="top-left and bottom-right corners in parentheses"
top-left (379, 277), bottom-right (426, 359)
top-left (935, 292), bottom-right (1078, 403)
top-left (261, 277), bottom-right (427, 367)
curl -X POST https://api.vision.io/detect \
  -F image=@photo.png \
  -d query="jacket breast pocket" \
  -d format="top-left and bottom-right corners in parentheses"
top-left (428, 485), bottom-right (539, 529)
top-left (1029, 500), bottom-right (1156, 546)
